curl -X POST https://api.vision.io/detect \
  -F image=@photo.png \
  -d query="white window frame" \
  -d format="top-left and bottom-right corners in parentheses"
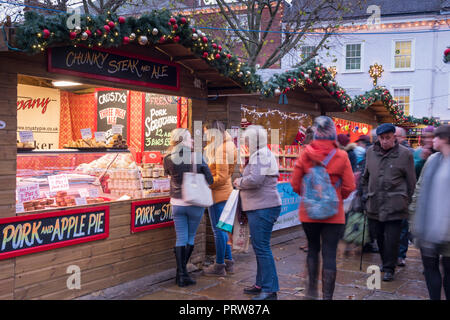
top-left (342, 42), bottom-right (364, 73)
top-left (391, 86), bottom-right (413, 116)
top-left (391, 39), bottom-right (415, 72)
top-left (300, 45), bottom-right (316, 62)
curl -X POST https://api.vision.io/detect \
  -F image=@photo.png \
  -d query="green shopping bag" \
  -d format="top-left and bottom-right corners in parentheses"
top-left (343, 211), bottom-right (370, 246)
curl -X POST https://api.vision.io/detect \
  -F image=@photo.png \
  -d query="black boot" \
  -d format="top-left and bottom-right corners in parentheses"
top-left (174, 246), bottom-right (196, 287)
top-left (322, 269), bottom-right (337, 300)
top-left (305, 255), bottom-right (319, 300)
top-left (185, 244), bottom-right (194, 264)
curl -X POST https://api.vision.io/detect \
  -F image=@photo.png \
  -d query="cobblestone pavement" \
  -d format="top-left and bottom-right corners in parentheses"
top-left (80, 231), bottom-right (431, 300)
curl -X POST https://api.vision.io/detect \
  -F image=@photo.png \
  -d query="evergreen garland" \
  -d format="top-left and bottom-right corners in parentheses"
top-left (445, 47), bottom-right (450, 63)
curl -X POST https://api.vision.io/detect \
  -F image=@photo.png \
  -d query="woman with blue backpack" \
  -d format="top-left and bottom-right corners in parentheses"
top-left (291, 116), bottom-right (356, 300)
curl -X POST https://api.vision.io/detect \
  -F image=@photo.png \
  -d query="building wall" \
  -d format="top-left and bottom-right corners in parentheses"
top-left (282, 16), bottom-right (450, 121)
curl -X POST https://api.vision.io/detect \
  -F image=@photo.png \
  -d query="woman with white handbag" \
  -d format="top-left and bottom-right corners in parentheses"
top-left (163, 128), bottom-right (214, 287)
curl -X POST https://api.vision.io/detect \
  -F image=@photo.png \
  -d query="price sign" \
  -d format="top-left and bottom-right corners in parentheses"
top-left (48, 174), bottom-right (69, 193)
top-left (112, 125), bottom-right (123, 135)
top-left (17, 183), bottom-right (40, 203)
top-left (81, 128), bottom-right (92, 140)
top-left (88, 188), bottom-right (100, 198)
top-left (94, 132), bottom-right (106, 142)
top-left (19, 131), bottom-right (34, 143)
top-left (16, 203), bottom-right (25, 213)
top-left (75, 197), bottom-right (88, 206)
top-left (152, 179), bottom-right (170, 191)
top-left (78, 188), bottom-right (89, 198)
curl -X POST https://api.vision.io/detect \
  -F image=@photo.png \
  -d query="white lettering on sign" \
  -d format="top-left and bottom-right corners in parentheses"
top-left (19, 131), bottom-right (34, 143)
top-left (16, 203), bottom-right (25, 213)
top-left (66, 51), bottom-right (109, 69)
top-left (17, 183), bottom-right (40, 203)
top-left (98, 91), bottom-right (127, 105)
top-left (80, 128), bottom-right (92, 140)
top-left (144, 108), bottom-right (177, 137)
top-left (48, 174), bottom-right (70, 193)
top-left (99, 108), bottom-right (126, 125)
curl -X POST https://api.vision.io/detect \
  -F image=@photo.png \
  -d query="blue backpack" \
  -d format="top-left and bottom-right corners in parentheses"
top-left (302, 149), bottom-right (340, 220)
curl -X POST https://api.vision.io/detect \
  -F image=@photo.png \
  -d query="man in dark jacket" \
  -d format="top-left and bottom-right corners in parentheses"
top-left (361, 123), bottom-right (416, 281)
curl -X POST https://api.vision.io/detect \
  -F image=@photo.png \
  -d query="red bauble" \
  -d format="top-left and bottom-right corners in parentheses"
top-left (118, 16), bottom-right (126, 24)
top-left (159, 36), bottom-right (165, 43)
top-left (122, 36), bottom-right (130, 45)
top-left (226, 54), bottom-right (232, 59)
top-left (180, 17), bottom-right (187, 24)
top-left (218, 45), bottom-right (222, 51)
top-left (170, 18), bottom-right (177, 25)
top-left (192, 28), bottom-right (196, 33)
top-left (293, 78), bottom-right (297, 83)
top-left (215, 53), bottom-right (221, 59)
top-left (202, 37), bottom-right (208, 43)
top-left (85, 29), bottom-right (92, 37)
top-left (287, 78), bottom-right (291, 83)
top-left (173, 36), bottom-right (180, 43)
top-left (173, 24), bottom-right (178, 30)
top-left (96, 29), bottom-right (102, 36)
top-left (203, 52), bottom-right (208, 58)
top-left (212, 43), bottom-right (217, 49)
top-left (69, 32), bottom-right (77, 40)
top-left (108, 21), bottom-right (115, 29)
top-left (445, 48), bottom-right (450, 56)
top-left (43, 29), bottom-right (50, 39)
top-left (103, 25), bottom-right (110, 33)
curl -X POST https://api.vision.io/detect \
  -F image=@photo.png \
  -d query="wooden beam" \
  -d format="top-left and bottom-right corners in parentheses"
top-left (172, 55), bottom-right (199, 62)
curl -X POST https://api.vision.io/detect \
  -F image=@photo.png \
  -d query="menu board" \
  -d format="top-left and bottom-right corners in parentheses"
top-left (96, 89), bottom-right (129, 142)
top-left (143, 93), bottom-right (178, 152)
top-left (0, 206), bottom-right (109, 260)
top-left (48, 46), bottom-right (179, 91)
top-left (131, 198), bottom-right (173, 233)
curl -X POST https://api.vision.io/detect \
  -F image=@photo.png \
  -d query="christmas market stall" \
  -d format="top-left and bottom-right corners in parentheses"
top-left (0, 9), bottom-right (258, 299)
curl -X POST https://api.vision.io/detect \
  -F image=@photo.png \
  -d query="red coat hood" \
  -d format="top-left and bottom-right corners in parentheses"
top-left (303, 140), bottom-right (338, 163)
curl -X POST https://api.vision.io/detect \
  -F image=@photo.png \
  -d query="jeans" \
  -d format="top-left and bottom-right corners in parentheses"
top-left (208, 201), bottom-right (233, 264)
top-left (246, 206), bottom-right (281, 293)
top-left (302, 223), bottom-right (344, 271)
top-left (368, 219), bottom-right (402, 273)
top-left (398, 219), bottom-right (409, 259)
top-left (172, 205), bottom-right (205, 247)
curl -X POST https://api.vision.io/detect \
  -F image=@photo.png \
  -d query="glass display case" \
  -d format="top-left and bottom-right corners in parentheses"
top-left (16, 150), bottom-right (168, 213)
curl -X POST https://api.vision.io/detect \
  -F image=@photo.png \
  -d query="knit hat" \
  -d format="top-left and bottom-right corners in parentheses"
top-left (356, 135), bottom-right (371, 143)
top-left (337, 134), bottom-right (350, 147)
top-left (376, 123), bottom-right (396, 136)
top-left (313, 116), bottom-right (337, 141)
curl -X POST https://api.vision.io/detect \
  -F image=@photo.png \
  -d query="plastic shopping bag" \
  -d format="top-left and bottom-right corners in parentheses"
top-left (216, 189), bottom-right (239, 233)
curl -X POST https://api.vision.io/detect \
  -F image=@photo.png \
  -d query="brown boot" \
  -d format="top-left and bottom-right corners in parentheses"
top-left (202, 263), bottom-right (226, 277)
top-left (224, 259), bottom-right (234, 274)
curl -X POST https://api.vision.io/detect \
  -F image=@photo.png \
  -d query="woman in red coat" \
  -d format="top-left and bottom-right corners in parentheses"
top-left (290, 116), bottom-right (356, 300)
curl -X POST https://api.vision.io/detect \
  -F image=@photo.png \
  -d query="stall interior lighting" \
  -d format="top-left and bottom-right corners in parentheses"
top-left (52, 81), bottom-right (82, 87)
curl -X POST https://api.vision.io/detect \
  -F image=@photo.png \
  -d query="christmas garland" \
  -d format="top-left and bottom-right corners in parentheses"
top-left (349, 86), bottom-right (441, 127)
top-left (14, 10), bottom-right (261, 92)
top-left (260, 60), bottom-right (353, 111)
top-left (11, 11), bottom-right (440, 127)
top-left (445, 47), bottom-right (450, 63)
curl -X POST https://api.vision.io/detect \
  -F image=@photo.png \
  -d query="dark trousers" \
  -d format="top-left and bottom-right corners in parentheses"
top-left (398, 219), bottom-right (409, 259)
top-left (368, 219), bottom-right (402, 273)
top-left (302, 223), bottom-right (344, 271)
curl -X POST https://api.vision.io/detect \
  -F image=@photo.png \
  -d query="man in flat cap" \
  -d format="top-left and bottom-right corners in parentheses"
top-left (361, 123), bottom-right (416, 281)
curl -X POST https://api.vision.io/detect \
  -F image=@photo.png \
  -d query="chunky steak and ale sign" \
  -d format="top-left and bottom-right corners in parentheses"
top-left (48, 46), bottom-right (179, 91)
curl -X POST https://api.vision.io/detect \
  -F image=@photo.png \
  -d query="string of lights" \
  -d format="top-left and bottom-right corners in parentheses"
top-left (241, 106), bottom-right (309, 121)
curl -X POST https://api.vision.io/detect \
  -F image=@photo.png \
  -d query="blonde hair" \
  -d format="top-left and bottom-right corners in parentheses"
top-left (168, 128), bottom-right (191, 151)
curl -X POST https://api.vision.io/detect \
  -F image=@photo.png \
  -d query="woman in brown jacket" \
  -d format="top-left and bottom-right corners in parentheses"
top-left (202, 120), bottom-right (238, 276)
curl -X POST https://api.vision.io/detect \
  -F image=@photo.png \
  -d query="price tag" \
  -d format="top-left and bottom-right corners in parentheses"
top-left (152, 179), bottom-right (170, 191)
top-left (48, 174), bottom-right (69, 193)
top-left (75, 197), bottom-right (87, 206)
top-left (19, 131), bottom-right (34, 143)
top-left (16, 203), bottom-right (25, 213)
top-left (78, 188), bottom-right (89, 198)
top-left (17, 183), bottom-right (40, 203)
top-left (80, 128), bottom-right (92, 139)
top-left (94, 132), bottom-right (106, 142)
top-left (88, 188), bottom-right (100, 198)
top-left (112, 125), bottom-right (123, 135)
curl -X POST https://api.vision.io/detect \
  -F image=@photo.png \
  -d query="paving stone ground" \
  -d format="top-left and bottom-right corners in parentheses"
top-left (80, 232), bottom-right (431, 300)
